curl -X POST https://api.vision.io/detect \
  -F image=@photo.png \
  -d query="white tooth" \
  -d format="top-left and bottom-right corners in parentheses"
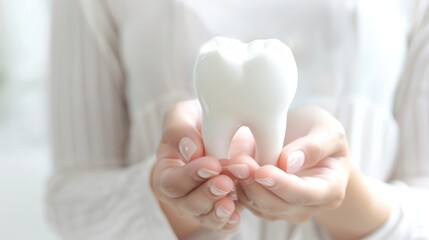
top-left (194, 37), bottom-right (298, 166)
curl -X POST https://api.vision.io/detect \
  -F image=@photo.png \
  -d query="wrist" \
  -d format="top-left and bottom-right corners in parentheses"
top-left (314, 167), bottom-right (390, 240)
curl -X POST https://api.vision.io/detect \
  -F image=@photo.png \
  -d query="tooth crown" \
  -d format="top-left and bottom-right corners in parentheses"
top-left (194, 37), bottom-right (298, 166)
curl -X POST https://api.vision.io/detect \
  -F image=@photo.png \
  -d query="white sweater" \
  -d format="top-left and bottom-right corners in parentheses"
top-left (47, 0), bottom-right (429, 239)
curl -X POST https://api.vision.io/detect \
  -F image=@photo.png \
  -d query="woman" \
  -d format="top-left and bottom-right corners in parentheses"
top-left (47, 0), bottom-right (429, 239)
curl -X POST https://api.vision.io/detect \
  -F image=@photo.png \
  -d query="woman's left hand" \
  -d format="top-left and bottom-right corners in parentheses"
top-left (225, 107), bottom-right (351, 223)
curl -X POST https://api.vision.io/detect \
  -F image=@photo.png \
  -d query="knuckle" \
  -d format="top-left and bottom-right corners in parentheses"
top-left (260, 204), bottom-right (288, 215)
top-left (160, 178), bottom-right (186, 198)
top-left (333, 120), bottom-right (346, 137)
top-left (334, 129), bottom-right (347, 149)
top-left (220, 225), bottom-right (240, 234)
top-left (330, 180), bottom-right (346, 203)
top-left (330, 123), bottom-right (348, 154)
top-left (163, 186), bottom-right (186, 198)
top-left (251, 199), bottom-right (291, 216)
top-left (336, 125), bottom-right (346, 141)
top-left (179, 199), bottom-right (203, 216)
top-left (329, 189), bottom-right (346, 209)
top-left (287, 196), bottom-right (312, 206)
top-left (200, 217), bottom-right (224, 231)
top-left (336, 187), bottom-right (346, 202)
top-left (306, 139), bottom-right (323, 160)
top-left (248, 207), bottom-right (264, 218)
top-left (330, 199), bottom-right (343, 209)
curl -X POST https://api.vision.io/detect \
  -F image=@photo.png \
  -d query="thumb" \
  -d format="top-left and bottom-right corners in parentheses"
top-left (159, 100), bottom-right (205, 162)
top-left (278, 126), bottom-right (348, 173)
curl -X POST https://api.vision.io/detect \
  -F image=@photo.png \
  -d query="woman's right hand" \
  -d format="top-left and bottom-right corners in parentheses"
top-left (151, 100), bottom-right (240, 238)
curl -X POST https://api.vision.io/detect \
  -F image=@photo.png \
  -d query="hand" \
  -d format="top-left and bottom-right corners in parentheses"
top-left (225, 107), bottom-right (350, 222)
top-left (226, 107), bottom-right (390, 240)
top-left (151, 100), bottom-right (240, 238)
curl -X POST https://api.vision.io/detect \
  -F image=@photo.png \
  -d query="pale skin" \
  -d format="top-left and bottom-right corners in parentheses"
top-left (151, 100), bottom-right (390, 239)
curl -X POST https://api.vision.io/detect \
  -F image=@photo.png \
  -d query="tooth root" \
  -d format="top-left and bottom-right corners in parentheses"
top-left (250, 116), bottom-right (287, 166)
top-left (202, 114), bottom-right (239, 159)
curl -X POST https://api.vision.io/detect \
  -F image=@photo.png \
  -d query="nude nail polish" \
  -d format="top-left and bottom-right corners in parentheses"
top-left (255, 177), bottom-right (275, 187)
top-left (197, 168), bottom-right (218, 179)
top-left (210, 185), bottom-right (229, 196)
top-left (225, 164), bottom-right (249, 179)
top-left (179, 137), bottom-right (197, 162)
top-left (215, 206), bottom-right (231, 219)
top-left (287, 150), bottom-right (304, 173)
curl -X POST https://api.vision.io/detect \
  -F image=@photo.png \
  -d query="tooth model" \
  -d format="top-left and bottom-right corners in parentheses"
top-left (194, 37), bottom-right (298, 166)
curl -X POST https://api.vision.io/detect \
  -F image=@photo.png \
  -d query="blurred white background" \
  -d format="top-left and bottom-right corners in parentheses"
top-left (0, 0), bottom-right (57, 239)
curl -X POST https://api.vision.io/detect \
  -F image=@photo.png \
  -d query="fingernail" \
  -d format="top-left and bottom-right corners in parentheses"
top-left (197, 168), bottom-right (219, 179)
top-left (255, 177), bottom-right (275, 187)
top-left (210, 184), bottom-right (229, 196)
top-left (215, 206), bottom-right (232, 219)
top-left (230, 191), bottom-right (238, 201)
top-left (179, 137), bottom-right (197, 162)
top-left (229, 183), bottom-right (238, 201)
top-left (287, 150), bottom-right (305, 173)
top-left (225, 164), bottom-right (249, 179)
top-left (227, 218), bottom-right (237, 224)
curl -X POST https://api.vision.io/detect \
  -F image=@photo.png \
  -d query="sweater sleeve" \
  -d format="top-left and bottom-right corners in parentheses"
top-left (364, 1), bottom-right (429, 239)
top-left (45, 0), bottom-right (176, 239)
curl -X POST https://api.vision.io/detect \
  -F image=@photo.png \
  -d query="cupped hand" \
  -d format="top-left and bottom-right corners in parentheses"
top-left (151, 100), bottom-right (240, 237)
top-left (225, 107), bottom-right (350, 223)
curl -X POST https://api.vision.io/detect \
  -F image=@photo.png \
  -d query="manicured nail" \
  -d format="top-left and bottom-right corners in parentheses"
top-left (210, 184), bottom-right (229, 196)
top-left (229, 182), bottom-right (238, 201)
top-left (227, 218), bottom-right (237, 224)
top-left (230, 191), bottom-right (238, 201)
top-left (197, 168), bottom-right (219, 179)
top-left (215, 206), bottom-right (232, 219)
top-left (179, 137), bottom-right (197, 162)
top-left (287, 150), bottom-right (305, 173)
top-left (255, 177), bottom-right (275, 187)
top-left (225, 164), bottom-right (249, 179)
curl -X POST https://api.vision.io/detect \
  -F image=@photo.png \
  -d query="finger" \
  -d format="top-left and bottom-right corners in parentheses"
top-left (237, 183), bottom-right (316, 223)
top-left (224, 155), bottom-right (258, 181)
top-left (160, 100), bottom-right (204, 162)
top-left (156, 156), bottom-right (222, 199)
top-left (227, 155), bottom-right (289, 215)
top-left (220, 210), bottom-right (241, 233)
top-left (239, 181), bottom-right (290, 216)
top-left (235, 183), bottom-right (264, 217)
top-left (196, 197), bottom-right (235, 231)
top-left (254, 159), bottom-right (348, 206)
top-left (219, 127), bottom-right (255, 181)
top-left (235, 184), bottom-right (279, 221)
top-left (224, 155), bottom-right (261, 214)
top-left (176, 175), bottom-right (234, 217)
top-left (229, 127), bottom-right (256, 158)
top-left (278, 124), bottom-right (348, 174)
